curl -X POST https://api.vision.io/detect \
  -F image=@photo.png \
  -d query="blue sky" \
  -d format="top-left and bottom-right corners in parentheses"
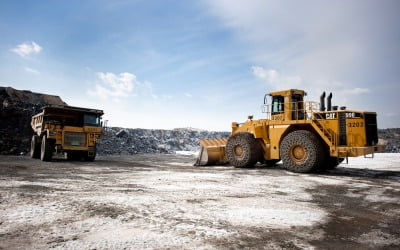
top-left (1, 0), bottom-right (399, 130)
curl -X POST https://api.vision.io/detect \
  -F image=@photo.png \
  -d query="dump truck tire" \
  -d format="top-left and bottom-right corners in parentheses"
top-left (86, 156), bottom-right (95, 162)
top-left (85, 151), bottom-right (96, 162)
top-left (30, 135), bottom-right (41, 159)
top-left (280, 130), bottom-right (324, 173)
top-left (40, 135), bottom-right (54, 161)
top-left (226, 132), bottom-right (261, 168)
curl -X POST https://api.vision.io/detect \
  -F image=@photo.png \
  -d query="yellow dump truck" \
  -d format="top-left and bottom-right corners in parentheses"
top-left (30, 105), bottom-right (104, 161)
top-left (196, 89), bottom-right (386, 172)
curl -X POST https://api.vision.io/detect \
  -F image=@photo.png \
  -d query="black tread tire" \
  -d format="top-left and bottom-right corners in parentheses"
top-left (85, 154), bottom-right (96, 162)
top-left (40, 136), bottom-right (54, 161)
top-left (323, 157), bottom-right (345, 170)
top-left (280, 130), bottom-right (325, 173)
top-left (30, 135), bottom-right (41, 159)
top-left (226, 132), bottom-right (262, 168)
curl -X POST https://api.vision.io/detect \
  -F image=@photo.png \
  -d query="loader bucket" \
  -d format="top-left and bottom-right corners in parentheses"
top-left (195, 138), bottom-right (229, 166)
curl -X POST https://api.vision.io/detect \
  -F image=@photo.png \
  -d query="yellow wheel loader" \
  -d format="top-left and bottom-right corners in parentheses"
top-left (195, 89), bottom-right (386, 173)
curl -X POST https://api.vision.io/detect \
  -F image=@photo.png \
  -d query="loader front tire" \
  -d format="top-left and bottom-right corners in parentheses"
top-left (280, 130), bottom-right (325, 173)
top-left (226, 132), bottom-right (261, 168)
top-left (30, 135), bottom-right (41, 159)
top-left (40, 135), bottom-right (54, 161)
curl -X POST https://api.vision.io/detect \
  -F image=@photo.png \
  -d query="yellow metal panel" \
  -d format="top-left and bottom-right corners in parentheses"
top-left (345, 117), bottom-right (366, 146)
top-left (253, 124), bottom-right (266, 139)
top-left (337, 144), bottom-right (386, 157)
top-left (269, 125), bottom-right (289, 159)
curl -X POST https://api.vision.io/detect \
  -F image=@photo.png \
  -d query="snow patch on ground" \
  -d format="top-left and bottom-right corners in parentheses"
top-left (223, 206), bottom-right (325, 227)
top-left (1, 153), bottom-right (399, 249)
top-left (175, 150), bottom-right (198, 156)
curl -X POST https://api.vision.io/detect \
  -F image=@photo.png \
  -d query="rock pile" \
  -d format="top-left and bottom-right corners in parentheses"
top-left (379, 128), bottom-right (400, 153)
top-left (97, 127), bottom-right (230, 155)
top-left (0, 87), bottom-right (66, 154)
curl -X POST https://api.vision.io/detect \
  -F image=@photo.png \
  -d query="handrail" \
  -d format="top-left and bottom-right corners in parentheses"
top-left (261, 101), bottom-right (320, 120)
top-left (261, 100), bottom-right (339, 148)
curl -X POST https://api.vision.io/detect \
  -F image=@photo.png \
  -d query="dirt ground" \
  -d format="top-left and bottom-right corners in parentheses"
top-left (0, 153), bottom-right (399, 250)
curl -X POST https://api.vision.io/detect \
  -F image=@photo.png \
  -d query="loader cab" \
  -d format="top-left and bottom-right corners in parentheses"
top-left (268, 89), bottom-right (305, 121)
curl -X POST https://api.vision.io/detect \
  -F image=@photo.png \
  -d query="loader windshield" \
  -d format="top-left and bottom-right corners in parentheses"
top-left (272, 96), bottom-right (284, 114)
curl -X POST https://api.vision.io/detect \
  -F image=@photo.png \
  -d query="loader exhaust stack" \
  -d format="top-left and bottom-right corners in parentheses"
top-left (320, 91), bottom-right (326, 111)
top-left (195, 138), bottom-right (228, 166)
top-left (327, 92), bottom-right (332, 111)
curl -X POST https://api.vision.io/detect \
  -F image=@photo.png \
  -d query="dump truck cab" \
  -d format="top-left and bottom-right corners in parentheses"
top-left (30, 105), bottom-right (104, 161)
top-left (197, 88), bottom-right (385, 173)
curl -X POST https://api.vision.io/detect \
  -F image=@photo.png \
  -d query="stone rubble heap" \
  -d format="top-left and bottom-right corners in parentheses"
top-left (379, 128), bottom-right (400, 153)
top-left (97, 127), bottom-right (230, 155)
top-left (0, 87), bottom-right (66, 154)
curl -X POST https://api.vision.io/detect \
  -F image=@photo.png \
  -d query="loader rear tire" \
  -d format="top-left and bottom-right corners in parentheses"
top-left (280, 130), bottom-right (325, 173)
top-left (40, 135), bottom-right (54, 162)
top-left (30, 135), bottom-right (41, 159)
top-left (226, 132), bottom-right (261, 168)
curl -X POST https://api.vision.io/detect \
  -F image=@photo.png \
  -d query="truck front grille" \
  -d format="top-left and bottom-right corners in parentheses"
top-left (64, 132), bottom-right (86, 146)
top-left (365, 113), bottom-right (378, 146)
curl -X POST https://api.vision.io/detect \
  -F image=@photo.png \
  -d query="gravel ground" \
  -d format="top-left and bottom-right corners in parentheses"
top-left (0, 153), bottom-right (399, 249)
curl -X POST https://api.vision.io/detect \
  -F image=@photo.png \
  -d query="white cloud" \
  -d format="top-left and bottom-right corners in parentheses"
top-left (139, 81), bottom-right (159, 99)
top-left (184, 92), bottom-right (193, 98)
top-left (24, 67), bottom-right (40, 74)
top-left (89, 72), bottom-right (136, 101)
top-left (385, 112), bottom-right (397, 118)
top-left (251, 66), bottom-right (302, 90)
top-left (251, 66), bottom-right (371, 108)
top-left (98, 72), bottom-right (134, 96)
top-left (341, 87), bottom-right (370, 95)
top-left (12, 41), bottom-right (42, 58)
top-left (88, 72), bottom-right (160, 102)
top-left (204, 1), bottom-right (399, 93)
